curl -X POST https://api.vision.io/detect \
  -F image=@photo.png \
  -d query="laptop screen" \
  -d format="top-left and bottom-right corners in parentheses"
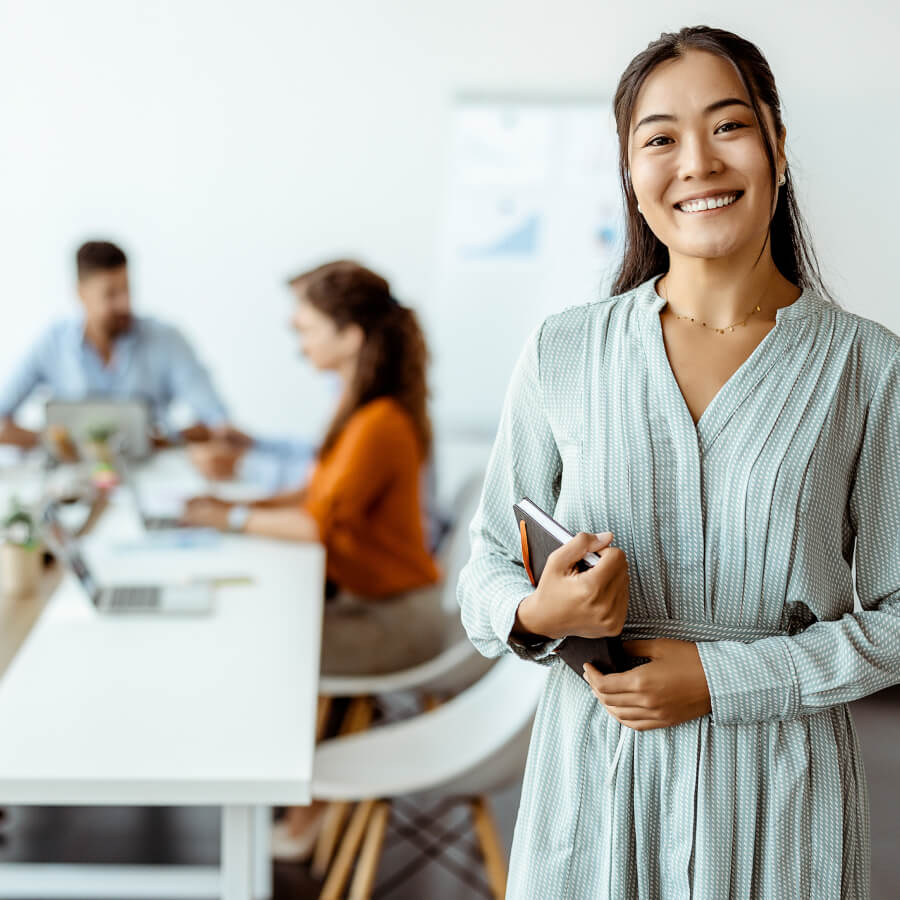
top-left (42, 507), bottom-right (102, 604)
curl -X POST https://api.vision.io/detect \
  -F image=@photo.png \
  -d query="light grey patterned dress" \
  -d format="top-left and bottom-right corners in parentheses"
top-left (457, 277), bottom-right (900, 899)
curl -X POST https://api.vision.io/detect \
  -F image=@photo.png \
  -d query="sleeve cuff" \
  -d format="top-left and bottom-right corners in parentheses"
top-left (697, 636), bottom-right (800, 724)
top-left (492, 589), bottom-right (564, 665)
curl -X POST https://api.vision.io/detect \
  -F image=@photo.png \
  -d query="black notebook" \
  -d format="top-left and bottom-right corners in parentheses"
top-left (513, 497), bottom-right (631, 676)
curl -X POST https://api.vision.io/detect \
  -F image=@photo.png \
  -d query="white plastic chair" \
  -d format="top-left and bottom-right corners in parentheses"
top-left (308, 471), bottom-right (490, 890)
top-left (312, 654), bottom-right (548, 899)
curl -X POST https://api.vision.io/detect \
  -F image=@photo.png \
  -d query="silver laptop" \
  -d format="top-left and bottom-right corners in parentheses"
top-left (116, 453), bottom-right (184, 531)
top-left (45, 398), bottom-right (152, 460)
top-left (42, 505), bottom-right (213, 615)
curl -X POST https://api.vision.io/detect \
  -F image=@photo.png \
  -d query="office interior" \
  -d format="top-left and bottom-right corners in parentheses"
top-left (0, 1), bottom-right (898, 898)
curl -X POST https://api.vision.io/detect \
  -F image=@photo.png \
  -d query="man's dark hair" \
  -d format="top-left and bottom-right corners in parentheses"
top-left (76, 241), bottom-right (128, 280)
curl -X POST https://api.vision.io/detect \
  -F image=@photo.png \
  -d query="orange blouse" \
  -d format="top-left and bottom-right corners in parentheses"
top-left (302, 397), bottom-right (440, 598)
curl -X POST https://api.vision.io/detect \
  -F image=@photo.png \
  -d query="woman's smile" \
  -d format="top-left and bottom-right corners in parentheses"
top-left (674, 189), bottom-right (743, 214)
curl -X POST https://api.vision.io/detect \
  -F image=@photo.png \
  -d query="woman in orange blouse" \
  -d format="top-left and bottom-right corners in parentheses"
top-left (184, 260), bottom-right (442, 661)
top-left (186, 261), bottom-right (443, 860)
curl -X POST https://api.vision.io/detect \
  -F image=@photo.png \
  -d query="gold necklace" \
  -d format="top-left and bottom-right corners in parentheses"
top-left (660, 277), bottom-right (767, 335)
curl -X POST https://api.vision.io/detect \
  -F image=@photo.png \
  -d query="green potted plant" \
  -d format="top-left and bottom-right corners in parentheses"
top-left (0, 498), bottom-right (42, 598)
top-left (83, 422), bottom-right (119, 465)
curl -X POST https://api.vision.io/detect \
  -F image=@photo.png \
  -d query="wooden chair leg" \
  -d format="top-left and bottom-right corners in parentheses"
top-left (470, 795), bottom-right (508, 900)
top-left (311, 697), bottom-right (374, 879)
top-left (347, 801), bottom-right (390, 900)
top-left (311, 801), bottom-right (352, 879)
top-left (319, 798), bottom-right (376, 900)
top-left (341, 696), bottom-right (374, 734)
top-left (316, 695), bottom-right (333, 742)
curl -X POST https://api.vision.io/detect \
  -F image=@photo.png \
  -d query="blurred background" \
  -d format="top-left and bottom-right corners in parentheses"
top-left (2, 0), bottom-right (898, 446)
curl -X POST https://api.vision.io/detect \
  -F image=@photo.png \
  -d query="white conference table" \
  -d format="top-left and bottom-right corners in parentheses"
top-left (0, 452), bottom-right (325, 899)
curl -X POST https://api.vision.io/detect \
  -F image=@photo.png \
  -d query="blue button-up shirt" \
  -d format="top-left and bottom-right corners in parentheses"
top-left (0, 316), bottom-right (229, 431)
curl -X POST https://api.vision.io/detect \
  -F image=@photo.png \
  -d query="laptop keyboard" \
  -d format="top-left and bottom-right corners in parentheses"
top-left (145, 517), bottom-right (181, 530)
top-left (108, 586), bottom-right (163, 609)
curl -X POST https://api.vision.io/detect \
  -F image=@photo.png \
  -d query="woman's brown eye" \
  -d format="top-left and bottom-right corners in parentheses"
top-left (716, 121), bottom-right (748, 134)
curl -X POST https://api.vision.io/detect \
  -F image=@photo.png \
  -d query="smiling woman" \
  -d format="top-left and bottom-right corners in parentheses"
top-left (458, 24), bottom-right (900, 900)
top-left (616, 41), bottom-right (814, 423)
top-left (613, 27), bottom-right (827, 309)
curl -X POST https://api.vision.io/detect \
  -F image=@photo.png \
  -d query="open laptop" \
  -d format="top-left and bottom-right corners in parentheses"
top-left (45, 398), bottom-right (152, 460)
top-left (42, 504), bottom-right (213, 615)
top-left (115, 453), bottom-right (184, 531)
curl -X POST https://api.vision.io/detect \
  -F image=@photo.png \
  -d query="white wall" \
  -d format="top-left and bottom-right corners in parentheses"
top-left (1, 0), bottom-right (898, 441)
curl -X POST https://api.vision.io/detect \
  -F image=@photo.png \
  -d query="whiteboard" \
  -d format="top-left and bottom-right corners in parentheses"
top-left (429, 96), bottom-right (623, 435)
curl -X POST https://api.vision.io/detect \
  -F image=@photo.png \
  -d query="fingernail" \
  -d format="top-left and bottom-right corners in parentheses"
top-left (595, 531), bottom-right (613, 541)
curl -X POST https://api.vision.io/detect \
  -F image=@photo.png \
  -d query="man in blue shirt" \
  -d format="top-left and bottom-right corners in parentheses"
top-left (0, 241), bottom-right (230, 449)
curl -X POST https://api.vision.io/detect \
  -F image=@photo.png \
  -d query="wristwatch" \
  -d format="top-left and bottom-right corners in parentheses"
top-left (227, 503), bottom-right (251, 533)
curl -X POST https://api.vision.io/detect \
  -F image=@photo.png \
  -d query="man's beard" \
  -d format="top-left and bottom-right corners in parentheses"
top-left (105, 314), bottom-right (133, 339)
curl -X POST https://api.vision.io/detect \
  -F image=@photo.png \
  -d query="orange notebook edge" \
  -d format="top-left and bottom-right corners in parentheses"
top-left (519, 518), bottom-right (536, 587)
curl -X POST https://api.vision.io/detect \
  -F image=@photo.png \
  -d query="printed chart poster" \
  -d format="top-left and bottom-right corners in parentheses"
top-left (432, 98), bottom-right (623, 434)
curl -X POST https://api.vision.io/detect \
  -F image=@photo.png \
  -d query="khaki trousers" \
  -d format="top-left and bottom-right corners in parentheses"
top-left (320, 583), bottom-right (447, 676)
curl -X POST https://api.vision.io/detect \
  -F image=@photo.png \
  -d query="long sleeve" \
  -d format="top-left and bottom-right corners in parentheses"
top-left (697, 347), bottom-right (900, 724)
top-left (0, 332), bottom-right (50, 419)
top-left (164, 327), bottom-right (229, 426)
top-left (457, 324), bottom-right (565, 664)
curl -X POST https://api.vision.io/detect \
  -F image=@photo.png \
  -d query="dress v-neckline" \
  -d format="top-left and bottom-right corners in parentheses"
top-left (638, 278), bottom-right (816, 451)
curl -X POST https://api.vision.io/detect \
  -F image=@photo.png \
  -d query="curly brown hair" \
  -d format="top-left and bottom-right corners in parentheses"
top-left (289, 260), bottom-right (432, 458)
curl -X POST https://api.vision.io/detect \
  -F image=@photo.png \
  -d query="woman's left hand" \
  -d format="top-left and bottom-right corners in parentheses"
top-left (182, 496), bottom-right (232, 530)
top-left (583, 639), bottom-right (711, 731)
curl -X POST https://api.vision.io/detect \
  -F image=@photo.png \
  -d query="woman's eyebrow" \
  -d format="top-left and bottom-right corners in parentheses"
top-left (632, 98), bottom-right (752, 134)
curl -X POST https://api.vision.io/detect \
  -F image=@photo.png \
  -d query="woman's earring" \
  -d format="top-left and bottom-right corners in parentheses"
top-left (637, 203), bottom-right (643, 214)
top-left (777, 172), bottom-right (786, 187)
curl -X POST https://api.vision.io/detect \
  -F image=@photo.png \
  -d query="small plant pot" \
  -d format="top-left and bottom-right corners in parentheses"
top-left (84, 440), bottom-right (113, 466)
top-left (0, 543), bottom-right (42, 598)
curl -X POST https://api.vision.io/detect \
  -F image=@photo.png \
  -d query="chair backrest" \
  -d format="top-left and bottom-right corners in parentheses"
top-left (436, 470), bottom-right (484, 614)
top-left (312, 653), bottom-right (548, 801)
top-left (318, 637), bottom-right (479, 698)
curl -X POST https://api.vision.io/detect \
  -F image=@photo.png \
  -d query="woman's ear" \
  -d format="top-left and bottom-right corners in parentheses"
top-left (776, 125), bottom-right (787, 181)
top-left (339, 322), bottom-right (365, 359)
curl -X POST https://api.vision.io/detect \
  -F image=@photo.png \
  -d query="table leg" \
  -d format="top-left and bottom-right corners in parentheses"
top-left (253, 806), bottom-right (272, 900)
top-left (221, 805), bottom-right (253, 900)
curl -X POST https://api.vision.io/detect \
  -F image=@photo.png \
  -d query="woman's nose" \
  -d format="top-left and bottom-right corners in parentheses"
top-left (677, 132), bottom-right (723, 182)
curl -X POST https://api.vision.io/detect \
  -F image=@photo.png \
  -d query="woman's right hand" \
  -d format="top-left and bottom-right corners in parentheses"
top-left (514, 532), bottom-right (629, 641)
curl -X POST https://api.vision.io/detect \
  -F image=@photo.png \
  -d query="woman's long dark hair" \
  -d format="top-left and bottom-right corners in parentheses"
top-left (289, 260), bottom-right (432, 458)
top-left (612, 26), bottom-right (831, 301)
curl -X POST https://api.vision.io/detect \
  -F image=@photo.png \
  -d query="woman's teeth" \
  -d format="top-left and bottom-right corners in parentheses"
top-left (677, 192), bottom-right (740, 213)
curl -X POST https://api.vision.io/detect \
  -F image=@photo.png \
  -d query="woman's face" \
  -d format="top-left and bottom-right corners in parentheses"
top-left (291, 292), bottom-right (363, 372)
top-left (628, 49), bottom-right (785, 264)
